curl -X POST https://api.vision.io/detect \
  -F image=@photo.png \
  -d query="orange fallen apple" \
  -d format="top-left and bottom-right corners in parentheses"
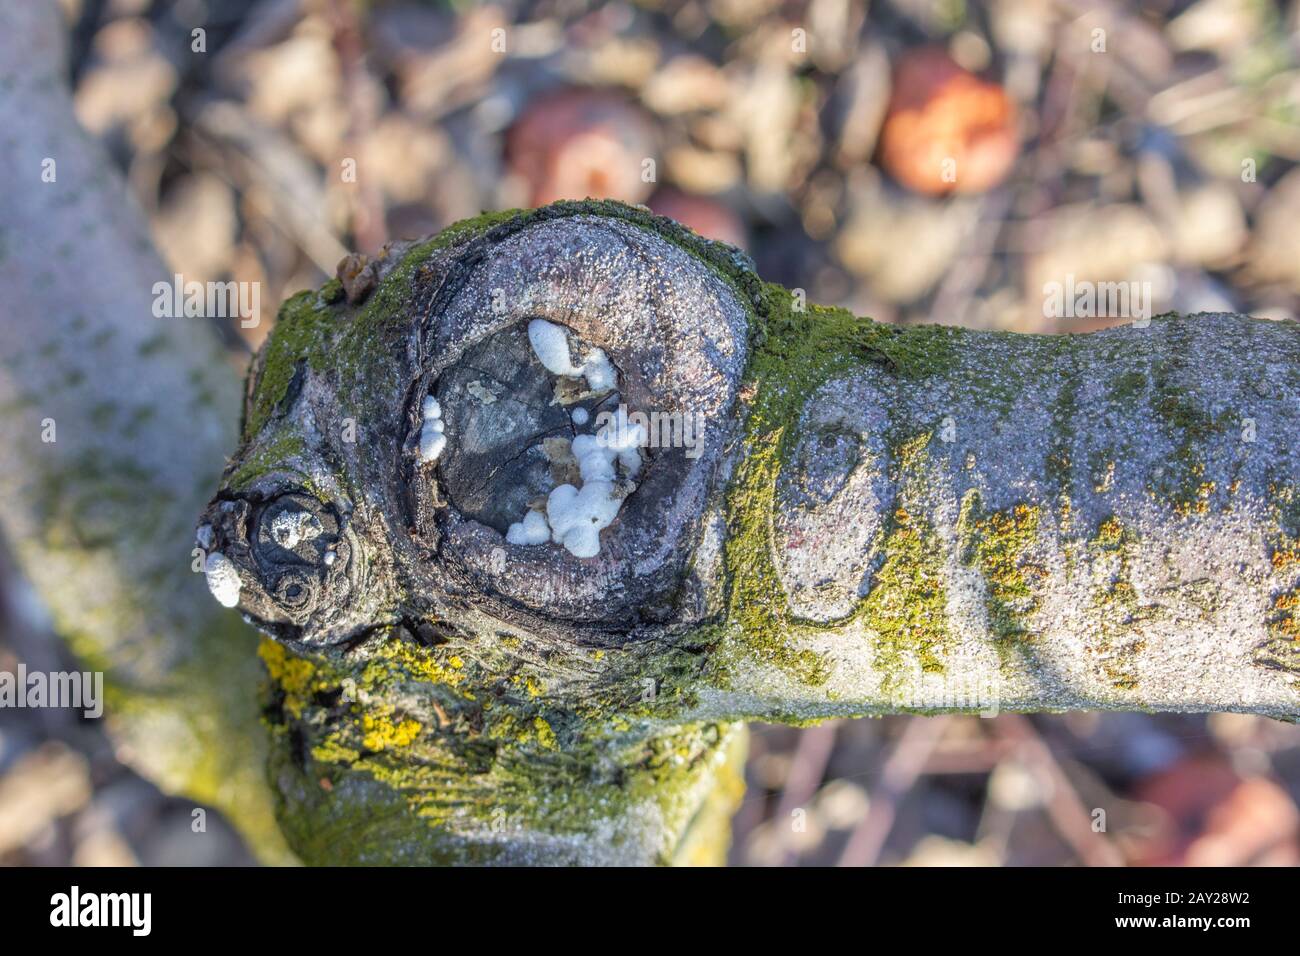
top-left (878, 47), bottom-right (1019, 196)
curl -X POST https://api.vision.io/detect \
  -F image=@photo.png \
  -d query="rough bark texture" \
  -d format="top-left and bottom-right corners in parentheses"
top-left (207, 200), bottom-right (1299, 864)
top-left (0, 3), bottom-right (291, 862)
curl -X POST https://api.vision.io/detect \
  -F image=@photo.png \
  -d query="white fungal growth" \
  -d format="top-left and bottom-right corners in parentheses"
top-left (506, 509), bottom-right (551, 545)
top-left (598, 406), bottom-right (644, 478)
top-left (581, 351), bottom-right (616, 393)
top-left (497, 320), bottom-right (643, 558)
top-left (546, 481), bottom-right (622, 559)
top-left (270, 509), bottom-right (321, 549)
top-left (571, 407), bottom-right (645, 482)
top-left (571, 434), bottom-right (615, 483)
top-left (204, 552), bottom-right (242, 608)
top-left (527, 318), bottom-right (583, 376)
top-left (506, 407), bottom-right (645, 558)
top-left (527, 318), bottom-right (616, 394)
top-left (419, 394), bottom-right (447, 462)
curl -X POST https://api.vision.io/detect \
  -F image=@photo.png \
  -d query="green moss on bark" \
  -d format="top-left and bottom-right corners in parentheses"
top-left (711, 280), bottom-right (977, 690)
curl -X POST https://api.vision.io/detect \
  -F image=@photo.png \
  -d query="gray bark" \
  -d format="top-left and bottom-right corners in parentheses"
top-left (0, 2), bottom-right (291, 862)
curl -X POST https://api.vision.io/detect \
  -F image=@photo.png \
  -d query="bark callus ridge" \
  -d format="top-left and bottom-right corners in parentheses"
top-left (206, 206), bottom-right (753, 654)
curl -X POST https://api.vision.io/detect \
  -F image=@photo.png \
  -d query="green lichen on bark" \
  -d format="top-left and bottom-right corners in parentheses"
top-left (708, 281), bottom-right (973, 690)
top-left (958, 492), bottom-right (1045, 642)
top-left (860, 502), bottom-right (949, 683)
top-left (226, 427), bottom-right (308, 492)
top-left (855, 432), bottom-right (951, 686)
top-left (1149, 335), bottom-right (1232, 517)
top-left (1085, 517), bottom-right (1157, 691)
top-left (260, 634), bottom-right (743, 864)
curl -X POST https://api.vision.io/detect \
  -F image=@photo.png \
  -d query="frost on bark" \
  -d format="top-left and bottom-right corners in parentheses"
top-left (204, 200), bottom-right (1300, 865)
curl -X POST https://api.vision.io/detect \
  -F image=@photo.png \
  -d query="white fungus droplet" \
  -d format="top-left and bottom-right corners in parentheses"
top-left (580, 350), bottom-right (616, 393)
top-left (506, 509), bottom-right (552, 545)
top-left (504, 322), bottom-right (644, 557)
top-left (571, 434), bottom-right (616, 483)
top-left (546, 481), bottom-right (621, 559)
top-left (527, 319), bottom-right (584, 377)
top-left (527, 318), bottom-right (616, 394)
top-left (195, 523), bottom-right (214, 551)
top-left (204, 552), bottom-right (242, 608)
top-left (570, 409), bottom-right (646, 486)
top-left (419, 394), bottom-right (447, 462)
top-left (597, 407), bottom-right (647, 455)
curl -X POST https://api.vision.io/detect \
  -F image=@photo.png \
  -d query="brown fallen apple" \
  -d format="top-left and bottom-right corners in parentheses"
top-left (506, 88), bottom-right (659, 207)
top-left (648, 188), bottom-right (747, 248)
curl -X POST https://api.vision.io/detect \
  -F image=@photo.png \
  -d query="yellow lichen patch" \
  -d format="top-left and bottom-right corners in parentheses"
top-left (1262, 491), bottom-right (1300, 672)
top-left (1095, 516), bottom-right (1125, 549)
top-left (1260, 579), bottom-right (1300, 679)
top-left (1264, 528), bottom-right (1300, 670)
top-left (1172, 473), bottom-right (1216, 518)
top-left (258, 638), bottom-right (335, 719)
top-left (532, 717), bottom-right (558, 750)
top-left (311, 737), bottom-right (360, 765)
top-left (1272, 544), bottom-right (1300, 574)
top-left (361, 638), bottom-right (468, 693)
top-left (959, 494), bottom-right (1044, 641)
top-left (486, 711), bottom-right (557, 751)
top-left (1271, 591), bottom-right (1300, 641)
top-left (891, 432), bottom-right (934, 478)
top-left (361, 709), bottom-right (422, 751)
top-left (512, 674), bottom-right (545, 698)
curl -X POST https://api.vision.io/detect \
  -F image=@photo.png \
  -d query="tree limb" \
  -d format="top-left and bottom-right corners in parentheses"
top-left (205, 200), bottom-right (1300, 864)
top-left (0, 2), bottom-right (291, 862)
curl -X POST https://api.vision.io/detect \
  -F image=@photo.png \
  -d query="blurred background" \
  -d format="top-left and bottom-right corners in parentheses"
top-left (2, 0), bottom-right (1299, 865)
